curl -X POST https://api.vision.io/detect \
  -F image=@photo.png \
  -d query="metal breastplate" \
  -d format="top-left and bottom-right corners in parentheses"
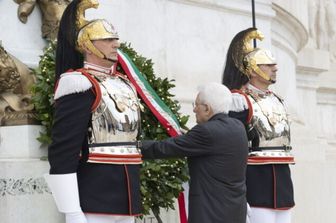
top-left (248, 92), bottom-right (290, 146)
top-left (247, 90), bottom-right (294, 165)
top-left (88, 73), bottom-right (142, 164)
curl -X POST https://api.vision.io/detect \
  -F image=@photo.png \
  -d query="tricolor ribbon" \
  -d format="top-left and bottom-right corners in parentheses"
top-left (117, 49), bottom-right (188, 223)
top-left (117, 50), bottom-right (182, 137)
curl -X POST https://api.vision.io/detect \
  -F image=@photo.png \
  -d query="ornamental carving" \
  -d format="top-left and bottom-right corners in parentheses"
top-left (0, 177), bottom-right (50, 196)
top-left (14, 0), bottom-right (71, 40)
top-left (0, 0), bottom-right (71, 126)
top-left (0, 44), bottom-right (36, 126)
top-left (308, 0), bottom-right (336, 61)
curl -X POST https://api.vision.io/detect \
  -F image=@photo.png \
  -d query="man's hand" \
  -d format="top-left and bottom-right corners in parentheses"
top-left (180, 127), bottom-right (189, 135)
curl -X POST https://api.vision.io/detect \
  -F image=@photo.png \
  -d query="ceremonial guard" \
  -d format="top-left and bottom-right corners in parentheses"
top-left (44, 1), bottom-right (142, 223)
top-left (222, 28), bottom-right (295, 223)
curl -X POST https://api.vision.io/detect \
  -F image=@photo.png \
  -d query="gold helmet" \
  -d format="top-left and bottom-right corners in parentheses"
top-left (244, 48), bottom-right (277, 81)
top-left (77, 19), bottom-right (119, 59)
top-left (76, 0), bottom-right (119, 59)
top-left (231, 28), bottom-right (276, 82)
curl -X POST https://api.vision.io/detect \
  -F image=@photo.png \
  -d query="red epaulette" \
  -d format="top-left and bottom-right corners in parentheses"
top-left (76, 68), bottom-right (102, 112)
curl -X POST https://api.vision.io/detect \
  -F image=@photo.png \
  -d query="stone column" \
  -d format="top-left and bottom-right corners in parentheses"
top-left (272, 1), bottom-right (336, 222)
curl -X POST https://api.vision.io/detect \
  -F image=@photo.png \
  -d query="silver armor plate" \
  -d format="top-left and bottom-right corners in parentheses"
top-left (247, 90), bottom-right (290, 147)
top-left (90, 75), bottom-right (140, 144)
top-left (87, 72), bottom-right (142, 164)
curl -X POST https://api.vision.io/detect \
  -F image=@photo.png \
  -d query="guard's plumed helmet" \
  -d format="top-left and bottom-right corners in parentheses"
top-left (245, 48), bottom-right (276, 65)
top-left (76, 0), bottom-right (119, 59)
top-left (77, 19), bottom-right (119, 59)
top-left (244, 47), bottom-right (277, 81)
top-left (230, 28), bottom-right (276, 82)
top-left (55, 0), bottom-right (120, 81)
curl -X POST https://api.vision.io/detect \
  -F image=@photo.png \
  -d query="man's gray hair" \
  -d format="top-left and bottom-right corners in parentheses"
top-left (197, 82), bottom-right (232, 114)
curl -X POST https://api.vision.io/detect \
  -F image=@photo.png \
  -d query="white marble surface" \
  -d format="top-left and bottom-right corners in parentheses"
top-left (1, 0), bottom-right (336, 222)
top-left (0, 1), bottom-right (45, 67)
top-left (0, 125), bottom-right (47, 159)
top-left (85, 0), bottom-right (275, 102)
top-left (0, 126), bottom-right (61, 223)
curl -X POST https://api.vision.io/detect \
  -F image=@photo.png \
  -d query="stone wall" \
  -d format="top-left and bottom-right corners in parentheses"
top-left (1, 0), bottom-right (336, 222)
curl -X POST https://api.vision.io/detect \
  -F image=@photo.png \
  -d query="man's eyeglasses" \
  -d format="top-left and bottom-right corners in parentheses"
top-left (192, 102), bottom-right (207, 109)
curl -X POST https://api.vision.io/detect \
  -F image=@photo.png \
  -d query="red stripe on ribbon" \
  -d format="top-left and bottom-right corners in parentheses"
top-left (178, 192), bottom-right (188, 223)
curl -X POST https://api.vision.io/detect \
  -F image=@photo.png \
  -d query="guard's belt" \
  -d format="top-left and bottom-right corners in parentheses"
top-left (87, 141), bottom-right (142, 165)
top-left (248, 145), bottom-right (295, 165)
top-left (249, 145), bottom-right (292, 152)
top-left (89, 142), bottom-right (139, 147)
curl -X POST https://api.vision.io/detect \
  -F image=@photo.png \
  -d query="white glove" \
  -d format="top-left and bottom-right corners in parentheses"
top-left (65, 211), bottom-right (87, 223)
top-left (44, 173), bottom-right (82, 213)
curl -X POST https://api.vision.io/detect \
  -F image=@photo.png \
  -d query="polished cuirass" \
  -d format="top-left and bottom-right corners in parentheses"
top-left (245, 85), bottom-right (294, 164)
top-left (248, 91), bottom-right (290, 146)
top-left (86, 69), bottom-right (142, 164)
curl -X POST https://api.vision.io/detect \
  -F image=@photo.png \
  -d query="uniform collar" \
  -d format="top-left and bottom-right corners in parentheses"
top-left (84, 62), bottom-right (114, 75)
top-left (246, 83), bottom-right (272, 95)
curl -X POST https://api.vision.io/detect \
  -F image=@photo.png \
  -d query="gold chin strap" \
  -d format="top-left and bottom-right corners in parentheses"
top-left (250, 60), bottom-right (272, 81)
top-left (78, 25), bottom-right (105, 59)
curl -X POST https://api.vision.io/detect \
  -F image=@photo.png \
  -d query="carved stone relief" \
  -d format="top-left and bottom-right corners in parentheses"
top-left (0, 1), bottom-right (71, 126)
top-left (308, 0), bottom-right (336, 61)
top-left (14, 0), bottom-right (71, 40)
top-left (0, 177), bottom-right (50, 196)
top-left (0, 44), bottom-right (37, 126)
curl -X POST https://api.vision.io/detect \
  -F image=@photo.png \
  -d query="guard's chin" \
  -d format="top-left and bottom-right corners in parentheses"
top-left (270, 79), bottom-right (276, 84)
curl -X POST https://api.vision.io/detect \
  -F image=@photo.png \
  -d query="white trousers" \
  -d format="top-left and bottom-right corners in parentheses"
top-left (249, 207), bottom-right (291, 223)
top-left (85, 214), bottom-right (135, 223)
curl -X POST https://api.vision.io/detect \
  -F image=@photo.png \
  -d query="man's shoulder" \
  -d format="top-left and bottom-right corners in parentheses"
top-left (205, 114), bottom-right (243, 130)
top-left (200, 115), bottom-right (246, 142)
top-left (54, 71), bottom-right (92, 100)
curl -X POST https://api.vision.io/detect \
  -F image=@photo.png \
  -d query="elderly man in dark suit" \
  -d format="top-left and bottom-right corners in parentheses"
top-left (141, 82), bottom-right (248, 223)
